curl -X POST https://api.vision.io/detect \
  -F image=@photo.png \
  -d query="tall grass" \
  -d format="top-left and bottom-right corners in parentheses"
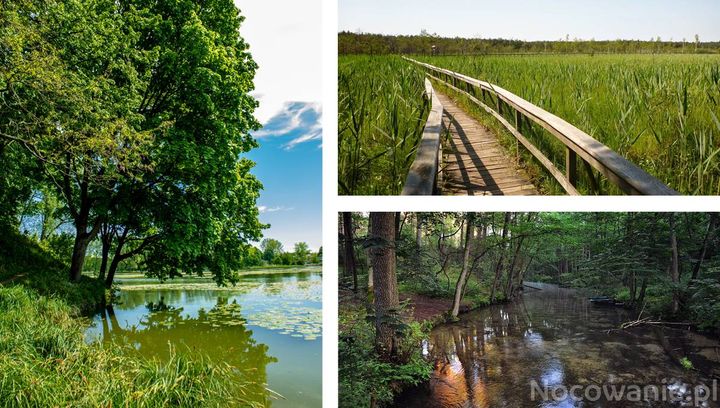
top-left (418, 54), bottom-right (720, 195)
top-left (0, 286), bottom-right (264, 407)
top-left (338, 56), bottom-right (429, 195)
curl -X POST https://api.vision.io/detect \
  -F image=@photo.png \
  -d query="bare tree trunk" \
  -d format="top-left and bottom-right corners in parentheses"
top-left (342, 212), bottom-right (357, 292)
top-left (451, 213), bottom-right (475, 318)
top-left (370, 212), bottom-right (399, 361)
top-left (505, 235), bottom-right (525, 299)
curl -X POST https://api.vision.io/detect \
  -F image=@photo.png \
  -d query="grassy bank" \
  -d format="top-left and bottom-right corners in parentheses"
top-left (0, 227), bottom-right (265, 407)
top-left (0, 225), bottom-right (103, 313)
top-left (0, 286), bottom-right (259, 407)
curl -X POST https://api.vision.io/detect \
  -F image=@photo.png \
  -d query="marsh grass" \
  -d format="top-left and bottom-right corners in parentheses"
top-left (0, 286), bottom-right (264, 407)
top-left (419, 54), bottom-right (720, 195)
top-left (338, 56), bottom-right (429, 195)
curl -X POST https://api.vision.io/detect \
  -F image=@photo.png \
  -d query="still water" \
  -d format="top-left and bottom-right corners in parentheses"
top-left (85, 269), bottom-right (322, 407)
top-left (397, 283), bottom-right (719, 408)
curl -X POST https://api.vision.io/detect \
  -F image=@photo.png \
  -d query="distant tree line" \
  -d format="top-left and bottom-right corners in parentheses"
top-left (249, 239), bottom-right (322, 266)
top-left (339, 31), bottom-right (720, 55)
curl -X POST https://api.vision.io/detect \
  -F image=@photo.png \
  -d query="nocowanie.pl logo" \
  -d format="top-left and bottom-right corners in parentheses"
top-left (531, 378), bottom-right (718, 405)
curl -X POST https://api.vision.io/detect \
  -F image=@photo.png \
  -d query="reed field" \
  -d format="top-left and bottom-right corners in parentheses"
top-left (338, 56), bottom-right (428, 195)
top-left (339, 54), bottom-right (720, 195)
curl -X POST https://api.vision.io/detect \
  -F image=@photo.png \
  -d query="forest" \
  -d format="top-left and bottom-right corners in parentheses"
top-left (339, 212), bottom-right (720, 407)
top-left (339, 31), bottom-right (720, 56)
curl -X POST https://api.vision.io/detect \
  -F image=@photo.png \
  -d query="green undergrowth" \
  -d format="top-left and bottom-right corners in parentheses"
top-left (0, 286), bottom-right (260, 407)
top-left (0, 225), bottom-right (103, 313)
top-left (398, 266), bottom-right (503, 309)
top-left (339, 305), bottom-right (431, 408)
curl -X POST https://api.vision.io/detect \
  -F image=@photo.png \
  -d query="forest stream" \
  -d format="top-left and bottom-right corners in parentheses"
top-left (396, 283), bottom-right (720, 408)
top-left (84, 269), bottom-right (322, 407)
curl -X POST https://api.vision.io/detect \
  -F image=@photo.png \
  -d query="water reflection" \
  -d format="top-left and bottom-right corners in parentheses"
top-left (87, 271), bottom-right (322, 408)
top-left (397, 283), bottom-right (719, 408)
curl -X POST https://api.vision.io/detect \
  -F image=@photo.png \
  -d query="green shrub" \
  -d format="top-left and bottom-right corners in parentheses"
top-left (339, 308), bottom-right (431, 408)
top-left (688, 278), bottom-right (720, 332)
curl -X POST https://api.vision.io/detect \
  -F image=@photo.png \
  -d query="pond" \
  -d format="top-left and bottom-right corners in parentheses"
top-left (85, 268), bottom-right (322, 407)
top-left (397, 283), bottom-right (720, 408)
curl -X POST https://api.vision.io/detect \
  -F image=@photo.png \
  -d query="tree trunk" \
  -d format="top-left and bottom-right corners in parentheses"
top-left (68, 179), bottom-right (101, 282)
top-left (105, 229), bottom-right (128, 288)
top-left (342, 212), bottom-right (357, 292)
top-left (394, 212), bottom-right (401, 242)
top-left (669, 213), bottom-right (680, 314)
top-left (98, 236), bottom-right (111, 281)
top-left (69, 231), bottom-right (93, 282)
top-left (415, 213), bottom-right (423, 248)
top-left (505, 235), bottom-right (525, 299)
top-left (367, 214), bottom-right (374, 301)
top-left (691, 213), bottom-right (718, 281)
top-left (451, 213), bottom-right (475, 318)
top-left (637, 277), bottom-right (648, 306)
top-left (370, 212), bottom-right (399, 361)
top-left (490, 212), bottom-right (511, 302)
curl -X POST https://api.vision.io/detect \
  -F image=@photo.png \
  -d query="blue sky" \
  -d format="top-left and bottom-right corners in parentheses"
top-left (246, 103), bottom-right (322, 251)
top-left (239, 0), bottom-right (322, 251)
top-left (339, 0), bottom-right (720, 41)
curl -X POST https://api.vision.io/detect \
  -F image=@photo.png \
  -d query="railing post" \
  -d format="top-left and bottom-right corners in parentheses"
top-left (496, 96), bottom-right (502, 115)
top-left (566, 148), bottom-right (578, 187)
top-left (514, 110), bottom-right (522, 132)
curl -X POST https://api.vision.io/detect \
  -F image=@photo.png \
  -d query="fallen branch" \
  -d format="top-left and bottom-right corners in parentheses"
top-left (606, 317), bottom-right (693, 333)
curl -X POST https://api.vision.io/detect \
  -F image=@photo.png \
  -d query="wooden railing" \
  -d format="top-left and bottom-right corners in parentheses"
top-left (402, 78), bottom-right (444, 195)
top-left (403, 57), bottom-right (678, 196)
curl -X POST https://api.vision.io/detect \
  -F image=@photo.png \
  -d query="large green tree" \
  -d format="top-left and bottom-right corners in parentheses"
top-left (101, 0), bottom-right (264, 286)
top-left (1, 0), bottom-right (263, 286)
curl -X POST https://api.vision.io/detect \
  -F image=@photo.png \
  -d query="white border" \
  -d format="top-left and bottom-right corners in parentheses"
top-left (321, 0), bottom-right (339, 406)
top-left (335, 195), bottom-right (720, 212)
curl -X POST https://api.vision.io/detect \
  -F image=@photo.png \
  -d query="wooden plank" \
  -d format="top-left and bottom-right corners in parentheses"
top-left (402, 79), bottom-right (443, 195)
top-left (431, 73), bottom-right (579, 195)
top-left (405, 57), bottom-right (678, 196)
top-left (437, 92), bottom-right (538, 196)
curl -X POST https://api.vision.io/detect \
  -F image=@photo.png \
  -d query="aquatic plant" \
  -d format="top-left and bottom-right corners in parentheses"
top-left (338, 56), bottom-right (429, 195)
top-left (680, 357), bottom-right (694, 370)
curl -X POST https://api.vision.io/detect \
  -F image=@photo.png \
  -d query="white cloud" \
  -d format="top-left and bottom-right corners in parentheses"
top-left (258, 205), bottom-right (294, 213)
top-left (250, 102), bottom-right (322, 150)
top-left (253, 102), bottom-right (321, 139)
top-left (238, 0), bottom-right (322, 124)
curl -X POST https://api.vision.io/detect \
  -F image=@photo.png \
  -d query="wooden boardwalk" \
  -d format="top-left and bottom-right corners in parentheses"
top-left (437, 91), bottom-right (538, 196)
